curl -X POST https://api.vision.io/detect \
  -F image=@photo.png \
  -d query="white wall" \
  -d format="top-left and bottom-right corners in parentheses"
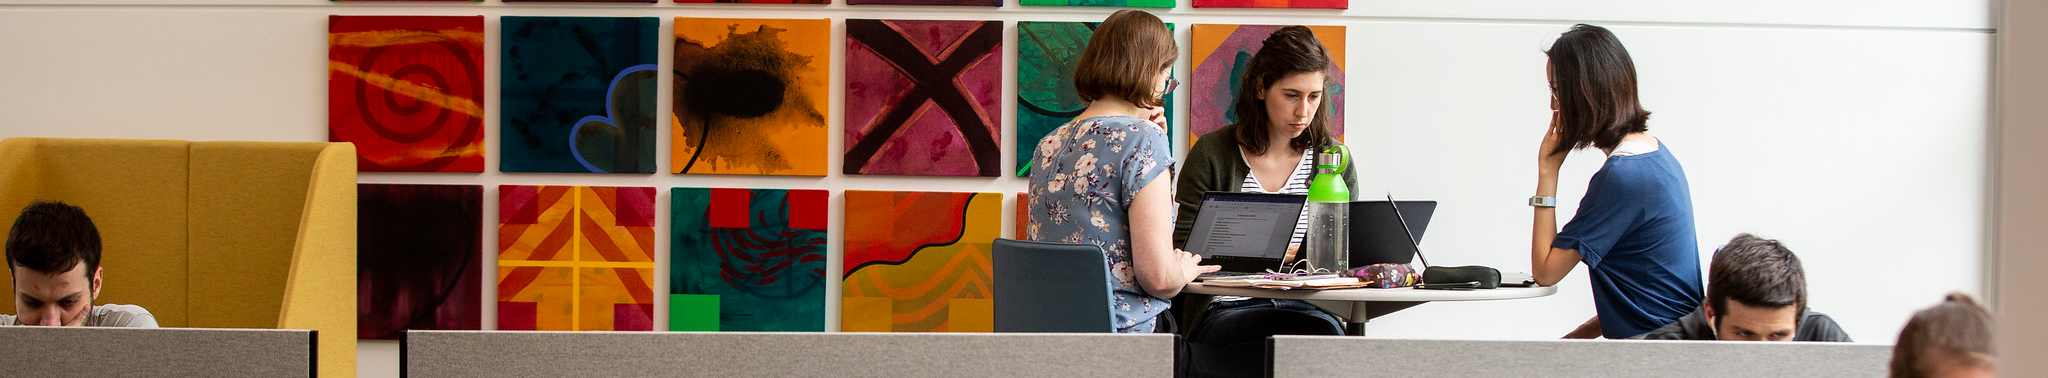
top-left (0, 1), bottom-right (1991, 377)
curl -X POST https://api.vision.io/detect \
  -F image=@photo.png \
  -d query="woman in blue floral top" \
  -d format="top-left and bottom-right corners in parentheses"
top-left (1026, 10), bottom-right (1219, 333)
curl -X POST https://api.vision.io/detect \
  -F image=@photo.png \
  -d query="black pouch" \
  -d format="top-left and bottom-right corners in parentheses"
top-left (1423, 265), bottom-right (1501, 289)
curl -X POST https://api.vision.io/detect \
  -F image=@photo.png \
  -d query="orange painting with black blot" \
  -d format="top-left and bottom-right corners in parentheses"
top-left (672, 18), bottom-right (830, 176)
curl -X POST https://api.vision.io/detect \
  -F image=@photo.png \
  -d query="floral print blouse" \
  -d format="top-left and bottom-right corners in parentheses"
top-left (1025, 115), bottom-right (1176, 333)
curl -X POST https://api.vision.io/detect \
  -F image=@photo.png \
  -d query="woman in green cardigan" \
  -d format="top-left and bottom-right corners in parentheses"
top-left (1175, 25), bottom-right (1358, 378)
top-left (1172, 25), bottom-right (1359, 259)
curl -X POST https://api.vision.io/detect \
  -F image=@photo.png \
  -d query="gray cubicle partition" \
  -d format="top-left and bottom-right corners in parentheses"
top-left (0, 327), bottom-right (316, 377)
top-left (1271, 336), bottom-right (1892, 377)
top-left (404, 331), bottom-right (1176, 377)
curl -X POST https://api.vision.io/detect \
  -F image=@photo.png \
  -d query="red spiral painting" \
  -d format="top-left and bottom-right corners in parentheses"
top-left (329, 16), bottom-right (486, 172)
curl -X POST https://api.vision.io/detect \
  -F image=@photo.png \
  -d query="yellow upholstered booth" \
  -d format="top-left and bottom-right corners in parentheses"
top-left (0, 137), bottom-right (356, 377)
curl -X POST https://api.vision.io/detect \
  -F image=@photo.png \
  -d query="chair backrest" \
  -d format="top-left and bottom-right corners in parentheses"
top-left (0, 137), bottom-right (358, 377)
top-left (992, 238), bottom-right (1116, 333)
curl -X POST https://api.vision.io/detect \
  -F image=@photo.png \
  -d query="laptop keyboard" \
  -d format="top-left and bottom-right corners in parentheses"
top-left (1197, 271), bottom-right (1268, 281)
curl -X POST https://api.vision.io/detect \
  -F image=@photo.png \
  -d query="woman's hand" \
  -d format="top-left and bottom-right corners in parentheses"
top-left (1538, 110), bottom-right (1568, 176)
top-left (1146, 107), bottom-right (1168, 131)
top-left (1178, 249), bottom-right (1221, 281)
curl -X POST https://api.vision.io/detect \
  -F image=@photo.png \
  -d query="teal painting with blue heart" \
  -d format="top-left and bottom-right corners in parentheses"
top-left (501, 16), bottom-right (659, 173)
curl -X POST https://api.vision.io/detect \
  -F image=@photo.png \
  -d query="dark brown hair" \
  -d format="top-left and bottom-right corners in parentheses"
top-left (1890, 293), bottom-right (1995, 378)
top-left (1073, 10), bottom-right (1176, 109)
top-left (6, 200), bottom-right (102, 283)
top-left (1545, 24), bottom-right (1651, 156)
top-left (1706, 233), bottom-right (1805, 329)
top-left (1230, 25), bottom-right (1334, 156)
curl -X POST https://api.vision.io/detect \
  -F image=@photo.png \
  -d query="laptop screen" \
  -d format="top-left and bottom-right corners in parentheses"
top-left (1186, 192), bottom-right (1305, 260)
top-left (1349, 200), bottom-right (1437, 266)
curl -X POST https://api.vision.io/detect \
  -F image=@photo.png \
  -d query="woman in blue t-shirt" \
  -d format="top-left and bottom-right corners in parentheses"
top-left (1531, 24), bottom-right (1704, 339)
top-left (1025, 10), bottom-right (1220, 333)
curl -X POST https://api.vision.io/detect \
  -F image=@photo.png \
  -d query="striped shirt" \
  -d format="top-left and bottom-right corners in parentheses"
top-left (1239, 149), bottom-right (1315, 247)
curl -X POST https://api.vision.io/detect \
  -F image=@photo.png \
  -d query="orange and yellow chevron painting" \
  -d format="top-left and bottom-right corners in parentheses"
top-left (841, 190), bottom-right (1002, 332)
top-left (497, 185), bottom-right (657, 331)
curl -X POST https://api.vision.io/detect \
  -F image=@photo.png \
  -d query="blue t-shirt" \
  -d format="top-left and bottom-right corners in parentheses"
top-left (1026, 115), bottom-right (1176, 333)
top-left (1552, 141), bottom-right (1704, 339)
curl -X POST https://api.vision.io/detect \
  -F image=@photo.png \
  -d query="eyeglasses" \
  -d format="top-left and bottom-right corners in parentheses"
top-left (1163, 78), bottom-right (1181, 94)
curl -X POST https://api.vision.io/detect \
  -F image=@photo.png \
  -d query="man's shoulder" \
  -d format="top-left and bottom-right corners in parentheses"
top-left (1643, 307), bottom-right (1714, 340)
top-left (1797, 309), bottom-right (1853, 342)
top-left (90, 304), bottom-right (159, 328)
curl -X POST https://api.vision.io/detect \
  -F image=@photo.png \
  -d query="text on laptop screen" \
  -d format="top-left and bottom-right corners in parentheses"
top-left (1187, 193), bottom-right (1303, 259)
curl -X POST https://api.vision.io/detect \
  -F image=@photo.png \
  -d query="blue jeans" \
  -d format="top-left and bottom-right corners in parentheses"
top-left (1186, 299), bottom-right (1344, 377)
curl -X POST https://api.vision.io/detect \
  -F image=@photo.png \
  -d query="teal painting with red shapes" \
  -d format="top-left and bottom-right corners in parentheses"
top-left (670, 188), bottom-right (828, 332)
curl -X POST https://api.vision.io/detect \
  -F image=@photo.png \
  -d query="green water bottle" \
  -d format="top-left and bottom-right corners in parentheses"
top-left (1304, 144), bottom-right (1351, 273)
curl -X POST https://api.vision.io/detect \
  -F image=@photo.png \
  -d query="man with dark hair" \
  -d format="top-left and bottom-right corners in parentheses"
top-left (3, 200), bottom-right (155, 327)
top-left (1645, 233), bottom-right (1847, 341)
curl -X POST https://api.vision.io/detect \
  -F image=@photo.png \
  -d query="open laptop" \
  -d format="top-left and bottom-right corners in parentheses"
top-left (1183, 192), bottom-right (1306, 280)
top-left (1349, 199), bottom-right (1437, 266)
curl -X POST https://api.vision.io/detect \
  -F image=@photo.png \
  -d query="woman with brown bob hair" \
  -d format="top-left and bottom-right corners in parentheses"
top-left (1025, 9), bottom-right (1217, 334)
top-left (1532, 24), bottom-right (1703, 339)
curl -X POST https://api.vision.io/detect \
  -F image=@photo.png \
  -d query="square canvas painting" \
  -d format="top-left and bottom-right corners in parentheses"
top-left (841, 190), bottom-right (1001, 332)
top-left (498, 185), bottom-right (657, 331)
top-left (1193, 0), bottom-right (1342, 9)
top-left (849, 0), bottom-right (996, 6)
top-left (671, 188), bottom-right (828, 331)
top-left (501, 17), bottom-right (660, 174)
top-left (329, 15), bottom-right (485, 172)
top-left (358, 184), bottom-right (482, 339)
top-left (1015, 21), bottom-right (1174, 177)
top-left (677, 0), bottom-right (826, 4)
top-left (1189, 24), bottom-right (1346, 145)
top-left (844, 19), bottom-right (1003, 177)
top-left (1015, 191), bottom-right (1028, 240)
top-left (673, 18), bottom-right (830, 176)
top-left (1019, 0), bottom-right (1168, 6)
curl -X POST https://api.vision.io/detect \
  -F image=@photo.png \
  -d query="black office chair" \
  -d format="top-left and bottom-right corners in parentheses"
top-left (991, 238), bottom-right (1115, 333)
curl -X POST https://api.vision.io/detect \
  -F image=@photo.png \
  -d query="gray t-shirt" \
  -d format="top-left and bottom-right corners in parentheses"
top-left (0, 304), bottom-right (158, 327)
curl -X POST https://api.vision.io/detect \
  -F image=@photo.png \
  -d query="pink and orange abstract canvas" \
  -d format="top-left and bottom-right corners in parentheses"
top-left (842, 190), bottom-right (1002, 332)
top-left (676, 0), bottom-right (826, 4)
top-left (1193, 0), bottom-right (1342, 9)
top-left (328, 16), bottom-right (486, 172)
top-left (843, 20), bottom-right (1003, 177)
top-left (498, 185), bottom-right (657, 331)
top-left (1189, 24), bottom-right (1347, 145)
